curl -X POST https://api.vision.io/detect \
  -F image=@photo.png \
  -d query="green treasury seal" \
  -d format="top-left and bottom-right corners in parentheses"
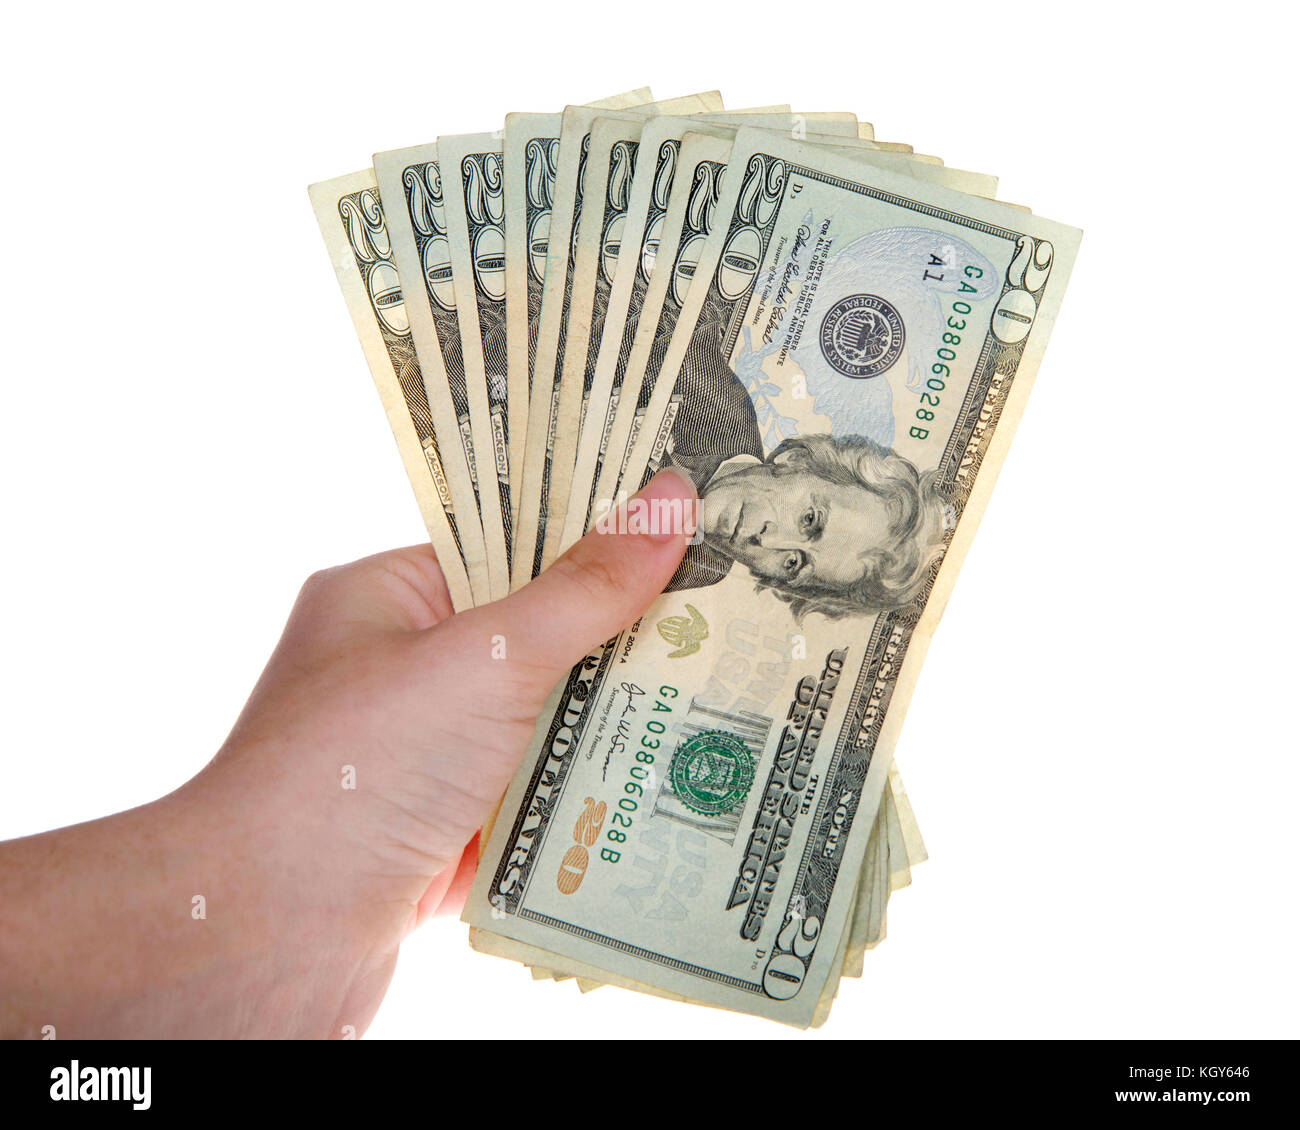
top-left (668, 730), bottom-right (755, 816)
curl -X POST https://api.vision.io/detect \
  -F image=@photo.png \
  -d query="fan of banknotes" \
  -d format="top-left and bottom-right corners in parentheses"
top-left (310, 88), bottom-right (1079, 1028)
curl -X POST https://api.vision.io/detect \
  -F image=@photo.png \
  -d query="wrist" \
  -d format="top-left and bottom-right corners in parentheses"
top-left (175, 752), bottom-right (408, 1036)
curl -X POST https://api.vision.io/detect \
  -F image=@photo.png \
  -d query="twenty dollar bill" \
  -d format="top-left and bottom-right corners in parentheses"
top-left (465, 127), bottom-right (1079, 1026)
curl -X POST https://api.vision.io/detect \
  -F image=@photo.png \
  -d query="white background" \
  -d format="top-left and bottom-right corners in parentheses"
top-left (2, 1), bottom-right (1295, 1039)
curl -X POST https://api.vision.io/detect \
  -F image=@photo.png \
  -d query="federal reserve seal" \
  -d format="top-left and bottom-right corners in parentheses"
top-left (818, 293), bottom-right (905, 378)
top-left (668, 730), bottom-right (755, 817)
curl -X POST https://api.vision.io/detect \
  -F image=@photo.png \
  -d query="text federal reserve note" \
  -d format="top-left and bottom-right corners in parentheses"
top-left (465, 127), bottom-right (1079, 1026)
top-left (617, 131), bottom-right (1004, 505)
top-left (559, 112), bottom-right (861, 550)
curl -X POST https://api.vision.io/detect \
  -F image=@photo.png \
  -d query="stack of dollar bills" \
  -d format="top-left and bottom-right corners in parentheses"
top-left (310, 88), bottom-right (1080, 1027)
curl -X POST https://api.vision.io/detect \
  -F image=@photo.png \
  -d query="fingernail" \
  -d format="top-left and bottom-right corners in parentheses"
top-left (639, 464), bottom-right (697, 500)
top-left (628, 466), bottom-right (698, 542)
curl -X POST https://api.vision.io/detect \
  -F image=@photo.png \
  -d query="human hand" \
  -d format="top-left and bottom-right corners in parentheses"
top-left (0, 468), bottom-right (694, 1039)
top-left (212, 466), bottom-right (695, 1029)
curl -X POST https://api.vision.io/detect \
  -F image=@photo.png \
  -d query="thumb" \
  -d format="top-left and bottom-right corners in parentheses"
top-left (440, 466), bottom-right (697, 685)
